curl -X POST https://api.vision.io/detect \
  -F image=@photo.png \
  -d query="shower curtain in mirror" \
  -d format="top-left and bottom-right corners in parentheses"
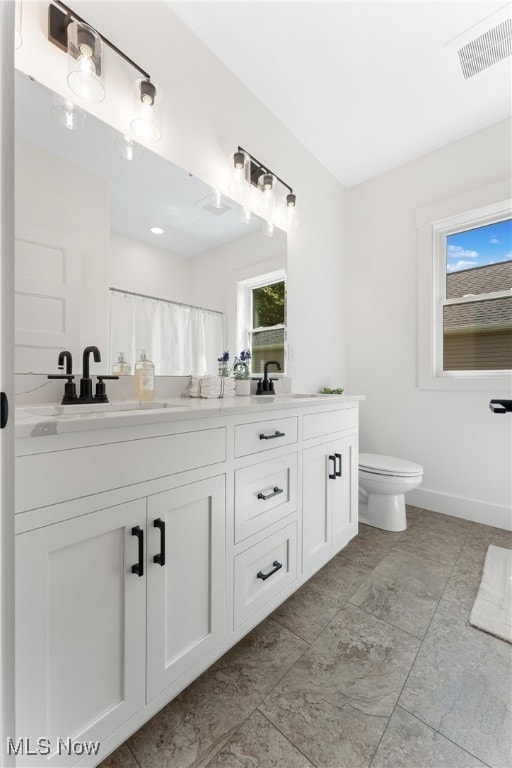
top-left (109, 289), bottom-right (224, 376)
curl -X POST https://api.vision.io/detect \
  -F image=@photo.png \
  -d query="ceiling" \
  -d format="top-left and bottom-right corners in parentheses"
top-left (170, 1), bottom-right (511, 188)
top-left (15, 71), bottom-right (261, 257)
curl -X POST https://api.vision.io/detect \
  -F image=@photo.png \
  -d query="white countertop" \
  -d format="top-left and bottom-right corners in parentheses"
top-left (15, 394), bottom-right (364, 439)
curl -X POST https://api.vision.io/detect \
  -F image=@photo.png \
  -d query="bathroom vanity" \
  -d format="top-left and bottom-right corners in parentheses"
top-left (14, 394), bottom-right (361, 767)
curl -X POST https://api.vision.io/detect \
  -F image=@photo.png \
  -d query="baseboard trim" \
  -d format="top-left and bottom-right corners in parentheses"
top-left (408, 487), bottom-right (512, 531)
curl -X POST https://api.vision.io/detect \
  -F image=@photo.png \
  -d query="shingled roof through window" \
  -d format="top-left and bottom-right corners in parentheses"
top-left (445, 262), bottom-right (512, 332)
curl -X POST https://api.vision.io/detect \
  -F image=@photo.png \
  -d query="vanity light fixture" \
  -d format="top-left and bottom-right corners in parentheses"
top-left (48, 1), bottom-right (162, 141)
top-left (150, 227), bottom-right (164, 235)
top-left (131, 78), bottom-right (162, 143)
top-left (52, 92), bottom-right (86, 130)
top-left (233, 146), bottom-right (297, 228)
top-left (228, 149), bottom-right (251, 199)
top-left (285, 192), bottom-right (298, 228)
top-left (66, 20), bottom-right (105, 103)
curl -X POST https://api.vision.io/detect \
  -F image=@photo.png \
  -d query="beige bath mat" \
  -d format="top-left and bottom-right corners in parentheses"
top-left (470, 545), bottom-right (512, 644)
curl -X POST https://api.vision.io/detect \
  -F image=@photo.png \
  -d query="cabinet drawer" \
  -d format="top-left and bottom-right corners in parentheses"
top-left (303, 408), bottom-right (356, 441)
top-left (16, 427), bottom-right (226, 512)
top-left (234, 521), bottom-right (297, 629)
top-left (234, 416), bottom-right (298, 458)
top-left (235, 453), bottom-right (297, 543)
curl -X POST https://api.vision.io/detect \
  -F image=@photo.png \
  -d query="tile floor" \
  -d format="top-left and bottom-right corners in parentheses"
top-left (100, 507), bottom-right (512, 768)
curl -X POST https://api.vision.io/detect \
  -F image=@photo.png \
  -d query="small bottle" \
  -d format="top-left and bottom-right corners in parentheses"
top-left (134, 351), bottom-right (155, 401)
top-left (112, 352), bottom-right (131, 376)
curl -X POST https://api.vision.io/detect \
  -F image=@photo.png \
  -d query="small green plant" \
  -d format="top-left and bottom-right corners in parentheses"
top-left (321, 387), bottom-right (344, 395)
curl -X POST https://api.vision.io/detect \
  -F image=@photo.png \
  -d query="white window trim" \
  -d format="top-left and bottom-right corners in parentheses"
top-left (417, 180), bottom-right (512, 392)
top-left (236, 269), bottom-right (287, 375)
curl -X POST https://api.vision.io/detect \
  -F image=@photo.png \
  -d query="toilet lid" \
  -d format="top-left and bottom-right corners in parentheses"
top-left (359, 453), bottom-right (423, 477)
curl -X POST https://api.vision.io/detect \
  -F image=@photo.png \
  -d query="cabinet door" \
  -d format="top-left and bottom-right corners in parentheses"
top-left (302, 441), bottom-right (333, 576)
top-left (15, 500), bottom-right (146, 767)
top-left (332, 435), bottom-right (357, 552)
top-left (146, 475), bottom-right (225, 701)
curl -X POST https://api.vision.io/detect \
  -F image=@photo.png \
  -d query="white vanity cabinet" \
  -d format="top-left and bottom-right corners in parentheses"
top-left (146, 475), bottom-right (225, 701)
top-left (302, 410), bottom-right (358, 576)
top-left (15, 499), bottom-right (147, 768)
top-left (14, 397), bottom-right (361, 767)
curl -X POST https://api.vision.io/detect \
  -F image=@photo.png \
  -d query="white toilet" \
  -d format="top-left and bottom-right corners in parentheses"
top-left (358, 453), bottom-right (423, 532)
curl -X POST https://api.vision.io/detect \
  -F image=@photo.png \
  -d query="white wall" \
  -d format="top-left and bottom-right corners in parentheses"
top-left (15, 1), bottom-right (346, 393)
top-left (345, 119), bottom-right (512, 528)
top-left (15, 138), bottom-right (110, 364)
top-left (109, 231), bottom-right (193, 305)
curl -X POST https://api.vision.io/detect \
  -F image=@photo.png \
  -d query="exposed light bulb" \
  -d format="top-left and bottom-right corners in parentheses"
top-left (131, 78), bottom-right (162, 143)
top-left (67, 21), bottom-right (105, 103)
top-left (258, 172), bottom-right (277, 215)
top-left (285, 193), bottom-right (298, 228)
top-left (150, 227), bottom-right (164, 235)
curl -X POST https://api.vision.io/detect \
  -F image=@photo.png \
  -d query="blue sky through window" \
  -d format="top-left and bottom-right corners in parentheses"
top-left (446, 218), bottom-right (512, 273)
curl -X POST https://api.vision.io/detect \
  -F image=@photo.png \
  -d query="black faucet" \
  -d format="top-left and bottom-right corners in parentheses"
top-left (48, 347), bottom-right (119, 404)
top-left (256, 360), bottom-right (282, 395)
top-left (79, 346), bottom-right (102, 402)
top-left (58, 350), bottom-right (73, 375)
top-left (47, 350), bottom-right (78, 404)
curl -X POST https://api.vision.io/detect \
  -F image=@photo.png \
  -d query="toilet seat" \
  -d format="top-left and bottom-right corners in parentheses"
top-left (359, 453), bottom-right (423, 478)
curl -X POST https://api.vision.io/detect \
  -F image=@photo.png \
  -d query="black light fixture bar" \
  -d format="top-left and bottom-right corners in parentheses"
top-left (48, 1), bottom-right (150, 80)
top-left (238, 145), bottom-right (293, 194)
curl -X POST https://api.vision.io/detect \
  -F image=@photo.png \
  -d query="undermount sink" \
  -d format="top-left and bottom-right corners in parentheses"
top-left (17, 400), bottom-right (187, 417)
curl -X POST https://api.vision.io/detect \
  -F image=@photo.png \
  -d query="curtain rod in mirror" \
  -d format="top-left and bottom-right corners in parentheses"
top-left (109, 287), bottom-right (224, 316)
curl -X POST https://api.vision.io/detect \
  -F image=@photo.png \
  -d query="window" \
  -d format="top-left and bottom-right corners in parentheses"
top-left (442, 219), bottom-right (512, 372)
top-left (237, 270), bottom-right (286, 375)
top-left (417, 187), bottom-right (512, 391)
top-left (436, 211), bottom-right (511, 376)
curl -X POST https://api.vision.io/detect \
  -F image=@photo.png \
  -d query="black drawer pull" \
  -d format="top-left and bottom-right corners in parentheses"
top-left (131, 526), bottom-right (144, 577)
top-left (257, 486), bottom-right (284, 501)
top-left (335, 452), bottom-right (342, 477)
top-left (328, 454), bottom-right (336, 480)
top-left (257, 560), bottom-right (283, 581)
top-left (259, 430), bottom-right (285, 440)
top-left (154, 518), bottom-right (166, 566)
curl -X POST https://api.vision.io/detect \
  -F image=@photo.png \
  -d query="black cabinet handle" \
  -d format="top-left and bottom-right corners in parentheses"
top-left (0, 392), bottom-right (8, 429)
top-left (259, 430), bottom-right (285, 440)
top-left (489, 399), bottom-right (512, 414)
top-left (131, 526), bottom-right (144, 577)
top-left (335, 453), bottom-right (342, 477)
top-left (257, 486), bottom-right (284, 501)
top-left (257, 560), bottom-right (283, 581)
top-left (328, 454), bottom-right (336, 480)
top-left (153, 518), bottom-right (166, 566)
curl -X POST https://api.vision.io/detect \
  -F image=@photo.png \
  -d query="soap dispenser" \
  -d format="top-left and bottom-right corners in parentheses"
top-left (112, 352), bottom-right (131, 376)
top-left (134, 350), bottom-right (155, 401)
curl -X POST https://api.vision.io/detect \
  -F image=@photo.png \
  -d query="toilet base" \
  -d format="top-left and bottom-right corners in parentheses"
top-left (358, 493), bottom-right (407, 532)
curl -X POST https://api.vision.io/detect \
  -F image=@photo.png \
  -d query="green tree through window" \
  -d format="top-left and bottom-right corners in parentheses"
top-left (252, 281), bottom-right (285, 328)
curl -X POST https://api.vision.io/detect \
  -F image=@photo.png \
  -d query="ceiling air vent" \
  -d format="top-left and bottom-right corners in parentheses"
top-left (457, 17), bottom-right (511, 79)
top-left (195, 194), bottom-right (232, 216)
